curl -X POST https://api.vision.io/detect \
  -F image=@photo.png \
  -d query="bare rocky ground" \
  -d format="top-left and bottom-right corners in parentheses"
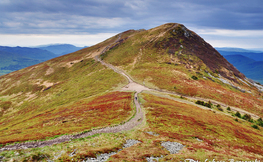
top-left (82, 139), bottom-right (183, 162)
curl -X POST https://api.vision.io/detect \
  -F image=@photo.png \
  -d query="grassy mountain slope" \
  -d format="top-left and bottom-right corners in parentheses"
top-left (0, 23), bottom-right (263, 161)
top-left (102, 23), bottom-right (263, 116)
top-left (0, 35), bottom-right (129, 144)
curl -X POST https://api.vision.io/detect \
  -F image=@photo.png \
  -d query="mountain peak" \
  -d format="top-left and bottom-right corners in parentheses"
top-left (140, 23), bottom-right (245, 81)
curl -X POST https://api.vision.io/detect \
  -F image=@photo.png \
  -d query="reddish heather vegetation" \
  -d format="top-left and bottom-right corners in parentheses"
top-left (141, 93), bottom-right (263, 159)
top-left (0, 91), bottom-right (133, 144)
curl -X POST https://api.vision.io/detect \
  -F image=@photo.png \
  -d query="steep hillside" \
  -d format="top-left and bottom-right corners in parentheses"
top-left (102, 23), bottom-right (263, 116)
top-left (0, 23), bottom-right (263, 161)
top-left (0, 35), bottom-right (129, 143)
top-left (103, 24), bottom-right (245, 80)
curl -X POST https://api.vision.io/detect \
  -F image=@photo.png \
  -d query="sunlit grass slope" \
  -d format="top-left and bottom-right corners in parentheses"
top-left (102, 23), bottom-right (263, 117)
top-left (140, 93), bottom-right (263, 160)
top-left (0, 34), bottom-right (130, 144)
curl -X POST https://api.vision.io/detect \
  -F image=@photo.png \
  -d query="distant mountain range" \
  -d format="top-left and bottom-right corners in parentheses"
top-left (0, 44), bottom-right (86, 76)
top-left (216, 48), bottom-right (263, 84)
top-left (37, 44), bottom-right (86, 56)
top-left (215, 47), bottom-right (263, 53)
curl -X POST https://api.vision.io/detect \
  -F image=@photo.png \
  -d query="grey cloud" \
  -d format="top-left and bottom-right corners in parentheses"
top-left (0, 0), bottom-right (262, 34)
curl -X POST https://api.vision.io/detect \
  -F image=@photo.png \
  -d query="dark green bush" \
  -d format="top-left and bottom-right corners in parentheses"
top-left (227, 107), bottom-right (231, 111)
top-left (217, 107), bottom-right (223, 111)
top-left (257, 118), bottom-right (263, 127)
top-left (252, 125), bottom-right (259, 130)
top-left (195, 100), bottom-right (212, 108)
top-left (235, 111), bottom-right (241, 118)
top-left (195, 100), bottom-right (203, 105)
top-left (191, 76), bottom-right (198, 80)
top-left (242, 114), bottom-right (251, 121)
top-left (248, 119), bottom-right (254, 123)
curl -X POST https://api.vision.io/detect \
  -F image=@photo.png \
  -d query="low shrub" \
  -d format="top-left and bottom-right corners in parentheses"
top-left (242, 114), bottom-right (251, 121)
top-left (217, 107), bottom-right (223, 111)
top-left (227, 107), bottom-right (231, 111)
top-left (251, 125), bottom-right (259, 130)
top-left (235, 111), bottom-right (241, 118)
top-left (206, 101), bottom-right (212, 108)
top-left (196, 100), bottom-right (204, 105)
top-left (257, 118), bottom-right (263, 127)
top-left (248, 119), bottom-right (254, 123)
top-left (191, 76), bottom-right (198, 80)
top-left (216, 104), bottom-right (223, 111)
top-left (195, 100), bottom-right (212, 108)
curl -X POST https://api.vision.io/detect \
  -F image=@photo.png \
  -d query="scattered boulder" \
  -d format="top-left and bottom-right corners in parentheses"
top-left (161, 141), bottom-right (184, 154)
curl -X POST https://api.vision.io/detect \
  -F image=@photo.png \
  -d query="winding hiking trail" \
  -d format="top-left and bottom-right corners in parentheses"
top-left (0, 34), bottom-right (260, 152)
top-left (0, 34), bottom-right (144, 152)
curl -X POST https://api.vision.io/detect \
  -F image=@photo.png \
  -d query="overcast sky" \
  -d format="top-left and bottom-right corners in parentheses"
top-left (0, 0), bottom-right (262, 49)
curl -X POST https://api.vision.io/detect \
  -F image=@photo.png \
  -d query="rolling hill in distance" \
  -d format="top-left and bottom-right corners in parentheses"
top-left (216, 48), bottom-right (263, 84)
top-left (0, 23), bottom-right (263, 161)
top-left (37, 44), bottom-right (87, 56)
top-left (0, 46), bottom-right (56, 76)
top-left (216, 47), bottom-right (263, 61)
top-left (0, 44), bottom-right (85, 76)
top-left (223, 55), bottom-right (263, 84)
